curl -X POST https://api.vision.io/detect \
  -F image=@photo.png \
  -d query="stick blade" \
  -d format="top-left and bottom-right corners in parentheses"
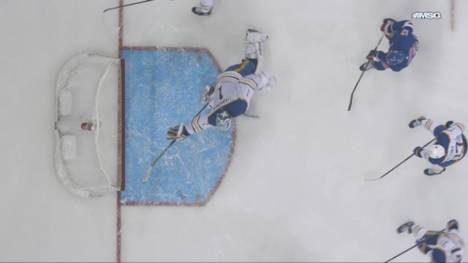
top-left (143, 167), bottom-right (153, 183)
top-left (364, 176), bottom-right (381, 182)
top-left (363, 171), bottom-right (382, 182)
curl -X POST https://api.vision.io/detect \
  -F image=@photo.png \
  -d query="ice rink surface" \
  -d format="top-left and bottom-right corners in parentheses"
top-left (1, 0), bottom-right (468, 261)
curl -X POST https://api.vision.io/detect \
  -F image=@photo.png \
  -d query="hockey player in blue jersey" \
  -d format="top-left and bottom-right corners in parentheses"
top-left (409, 117), bottom-right (467, 175)
top-left (397, 220), bottom-right (465, 263)
top-left (167, 29), bottom-right (274, 140)
top-left (360, 18), bottom-right (419, 72)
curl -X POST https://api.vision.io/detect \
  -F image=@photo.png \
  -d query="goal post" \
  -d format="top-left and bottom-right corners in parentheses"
top-left (54, 52), bottom-right (123, 198)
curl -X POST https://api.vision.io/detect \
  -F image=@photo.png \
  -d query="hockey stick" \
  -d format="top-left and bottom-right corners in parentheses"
top-left (385, 228), bottom-right (446, 262)
top-left (347, 35), bottom-right (384, 111)
top-left (103, 0), bottom-right (155, 13)
top-left (365, 138), bottom-right (436, 182)
top-left (143, 102), bottom-right (209, 183)
top-left (243, 113), bottom-right (260, 119)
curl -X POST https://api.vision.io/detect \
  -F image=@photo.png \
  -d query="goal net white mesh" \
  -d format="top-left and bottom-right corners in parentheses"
top-left (54, 52), bottom-right (122, 198)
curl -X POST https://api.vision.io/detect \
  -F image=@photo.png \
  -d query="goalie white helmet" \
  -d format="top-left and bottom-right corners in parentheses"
top-left (428, 144), bottom-right (446, 159)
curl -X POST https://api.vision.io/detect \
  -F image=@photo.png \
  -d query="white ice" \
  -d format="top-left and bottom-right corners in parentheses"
top-left (1, 0), bottom-right (468, 261)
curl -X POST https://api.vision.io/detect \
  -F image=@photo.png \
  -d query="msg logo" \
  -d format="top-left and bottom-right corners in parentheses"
top-left (412, 11), bottom-right (442, 19)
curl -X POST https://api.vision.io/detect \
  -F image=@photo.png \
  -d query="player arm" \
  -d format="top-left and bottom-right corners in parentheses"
top-left (182, 106), bottom-right (233, 135)
top-left (166, 113), bottom-right (212, 140)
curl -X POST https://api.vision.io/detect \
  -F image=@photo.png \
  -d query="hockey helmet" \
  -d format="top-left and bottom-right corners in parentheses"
top-left (427, 144), bottom-right (446, 159)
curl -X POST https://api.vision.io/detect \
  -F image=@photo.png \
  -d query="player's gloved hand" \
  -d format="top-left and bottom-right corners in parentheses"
top-left (366, 50), bottom-right (377, 60)
top-left (202, 85), bottom-right (215, 103)
top-left (167, 124), bottom-right (190, 140)
top-left (413, 147), bottom-right (424, 158)
top-left (445, 121), bottom-right (454, 128)
top-left (447, 219), bottom-right (459, 231)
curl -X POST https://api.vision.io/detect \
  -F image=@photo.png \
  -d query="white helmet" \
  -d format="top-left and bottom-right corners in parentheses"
top-left (428, 144), bottom-right (446, 159)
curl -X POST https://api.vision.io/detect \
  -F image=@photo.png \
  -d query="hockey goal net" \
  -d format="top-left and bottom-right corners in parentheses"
top-left (54, 52), bottom-right (123, 198)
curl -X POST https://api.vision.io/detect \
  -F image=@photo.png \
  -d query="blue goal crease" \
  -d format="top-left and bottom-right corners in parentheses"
top-left (121, 48), bottom-right (235, 206)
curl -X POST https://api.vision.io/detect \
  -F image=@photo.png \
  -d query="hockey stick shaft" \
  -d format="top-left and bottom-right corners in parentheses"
top-left (243, 113), bottom-right (260, 119)
top-left (347, 35), bottom-right (384, 111)
top-left (103, 0), bottom-right (155, 13)
top-left (143, 102), bottom-right (209, 182)
top-left (385, 228), bottom-right (446, 262)
top-left (368, 138), bottom-right (436, 181)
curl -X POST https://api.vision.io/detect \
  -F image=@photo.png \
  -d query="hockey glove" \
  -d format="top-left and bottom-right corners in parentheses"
top-left (413, 147), bottom-right (424, 158)
top-left (380, 18), bottom-right (396, 38)
top-left (167, 124), bottom-right (190, 140)
top-left (202, 85), bottom-right (215, 103)
top-left (380, 18), bottom-right (395, 31)
top-left (366, 50), bottom-right (378, 60)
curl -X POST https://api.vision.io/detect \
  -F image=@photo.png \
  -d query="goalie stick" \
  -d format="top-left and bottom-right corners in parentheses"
top-left (385, 228), bottom-right (446, 262)
top-left (143, 102), bottom-right (209, 183)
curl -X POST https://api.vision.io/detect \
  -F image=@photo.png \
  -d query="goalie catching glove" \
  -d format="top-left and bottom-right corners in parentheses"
top-left (167, 124), bottom-right (190, 140)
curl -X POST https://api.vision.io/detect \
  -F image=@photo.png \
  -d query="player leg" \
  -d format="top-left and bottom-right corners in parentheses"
top-left (207, 100), bottom-right (248, 130)
top-left (192, 0), bottom-right (214, 16)
top-left (380, 18), bottom-right (396, 39)
top-left (245, 28), bottom-right (269, 74)
top-left (409, 117), bottom-right (448, 138)
top-left (224, 29), bottom-right (268, 76)
top-left (225, 59), bottom-right (258, 77)
top-left (397, 221), bottom-right (437, 254)
top-left (245, 71), bottom-right (276, 91)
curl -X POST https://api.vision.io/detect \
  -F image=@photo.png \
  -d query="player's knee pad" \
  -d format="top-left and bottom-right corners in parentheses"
top-left (225, 59), bottom-right (258, 77)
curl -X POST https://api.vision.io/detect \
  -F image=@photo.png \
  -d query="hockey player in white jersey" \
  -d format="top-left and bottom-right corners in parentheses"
top-left (192, 0), bottom-right (214, 16)
top-left (167, 29), bottom-right (274, 140)
top-left (409, 117), bottom-right (467, 175)
top-left (397, 220), bottom-right (464, 263)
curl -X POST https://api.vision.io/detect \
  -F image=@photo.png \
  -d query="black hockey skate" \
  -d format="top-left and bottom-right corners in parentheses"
top-left (447, 219), bottom-right (459, 231)
top-left (397, 221), bottom-right (415, 234)
top-left (192, 6), bottom-right (212, 16)
top-left (408, 116), bottom-right (426, 128)
top-left (424, 168), bottom-right (445, 176)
